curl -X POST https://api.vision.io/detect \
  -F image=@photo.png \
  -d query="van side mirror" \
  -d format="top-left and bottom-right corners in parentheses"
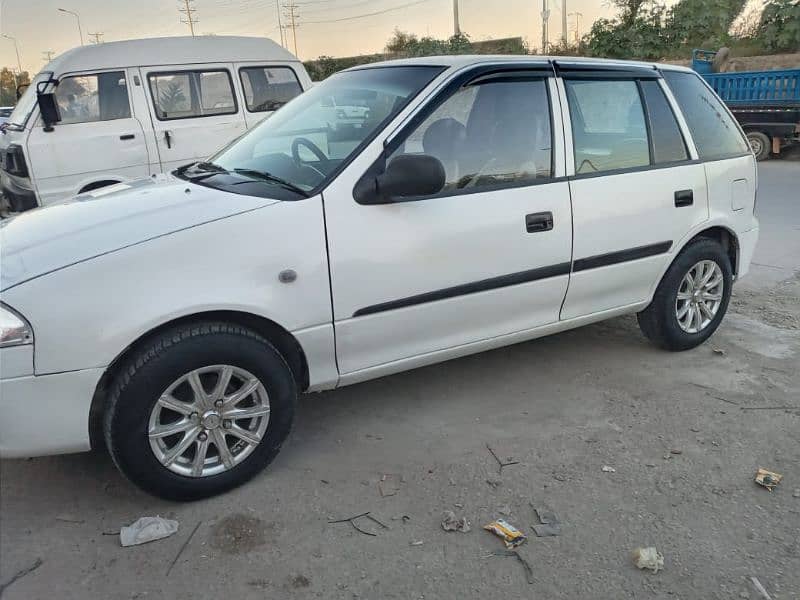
top-left (16, 83), bottom-right (29, 100)
top-left (37, 92), bottom-right (61, 131)
top-left (361, 154), bottom-right (445, 204)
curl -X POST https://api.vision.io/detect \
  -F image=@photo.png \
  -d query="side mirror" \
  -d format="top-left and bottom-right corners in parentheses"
top-left (37, 92), bottom-right (61, 131)
top-left (16, 83), bottom-right (29, 100)
top-left (366, 154), bottom-right (445, 204)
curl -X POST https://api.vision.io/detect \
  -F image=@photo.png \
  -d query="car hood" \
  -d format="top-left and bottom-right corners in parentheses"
top-left (0, 175), bottom-right (278, 291)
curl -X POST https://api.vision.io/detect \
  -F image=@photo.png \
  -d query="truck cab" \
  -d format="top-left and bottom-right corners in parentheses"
top-left (0, 36), bottom-right (312, 212)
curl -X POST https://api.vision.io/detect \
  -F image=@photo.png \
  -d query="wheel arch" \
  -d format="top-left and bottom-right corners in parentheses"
top-left (78, 179), bottom-right (123, 194)
top-left (88, 310), bottom-right (309, 450)
top-left (685, 225), bottom-right (739, 277)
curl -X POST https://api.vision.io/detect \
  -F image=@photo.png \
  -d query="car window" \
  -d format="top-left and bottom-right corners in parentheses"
top-left (663, 71), bottom-right (749, 160)
top-left (148, 70), bottom-right (237, 120)
top-left (640, 80), bottom-right (688, 164)
top-left (389, 79), bottom-right (553, 194)
top-left (565, 79), bottom-right (650, 174)
top-left (55, 71), bottom-right (131, 125)
top-left (240, 66), bottom-right (302, 112)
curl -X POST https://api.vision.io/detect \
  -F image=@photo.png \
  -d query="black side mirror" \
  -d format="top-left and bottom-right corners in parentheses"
top-left (365, 154), bottom-right (445, 204)
top-left (37, 92), bottom-right (61, 131)
top-left (16, 83), bottom-right (29, 100)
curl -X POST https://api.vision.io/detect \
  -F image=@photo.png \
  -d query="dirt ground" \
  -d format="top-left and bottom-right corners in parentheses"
top-left (1, 162), bottom-right (798, 600)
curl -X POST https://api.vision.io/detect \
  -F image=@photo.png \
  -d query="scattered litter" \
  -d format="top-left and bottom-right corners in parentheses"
top-left (365, 514), bottom-right (390, 530)
top-left (712, 347), bottom-right (726, 356)
top-left (750, 576), bottom-right (773, 600)
top-left (534, 507), bottom-right (557, 525)
top-left (320, 479), bottom-right (330, 484)
top-left (453, 503), bottom-right (464, 509)
top-left (601, 465), bottom-right (616, 473)
top-left (645, 463), bottom-right (656, 467)
top-left (0, 557), bottom-right (43, 596)
top-left (483, 519), bottom-right (527, 548)
top-left (532, 506), bottom-right (561, 537)
top-left (662, 454), bottom-right (672, 460)
top-left (441, 510), bottom-right (471, 533)
top-left (632, 546), bottom-right (664, 573)
top-left (486, 549), bottom-right (535, 584)
top-left (410, 540), bottom-right (424, 546)
top-left (328, 512), bottom-right (384, 537)
top-left (486, 443), bottom-right (520, 473)
top-left (793, 489), bottom-right (800, 498)
top-left (670, 449), bottom-right (682, 455)
top-left (55, 514), bottom-right (85, 524)
top-left (486, 474), bottom-right (502, 489)
top-left (166, 521), bottom-right (202, 576)
top-left (378, 474), bottom-right (402, 497)
top-left (754, 468), bottom-right (783, 491)
top-left (553, 473), bottom-right (567, 482)
top-left (120, 516), bottom-right (179, 547)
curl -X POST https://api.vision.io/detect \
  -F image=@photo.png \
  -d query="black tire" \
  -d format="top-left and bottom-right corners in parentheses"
top-left (747, 131), bottom-right (771, 161)
top-left (637, 238), bottom-right (733, 352)
top-left (103, 322), bottom-right (295, 501)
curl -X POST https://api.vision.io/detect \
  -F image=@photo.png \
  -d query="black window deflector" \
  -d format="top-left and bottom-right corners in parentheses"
top-left (466, 69), bottom-right (552, 86)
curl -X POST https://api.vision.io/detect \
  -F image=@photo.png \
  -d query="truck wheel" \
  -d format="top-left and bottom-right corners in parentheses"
top-left (746, 131), bottom-right (771, 161)
top-left (637, 238), bottom-right (732, 352)
top-left (104, 322), bottom-right (295, 500)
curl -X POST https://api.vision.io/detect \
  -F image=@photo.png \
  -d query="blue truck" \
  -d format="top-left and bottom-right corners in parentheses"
top-left (692, 49), bottom-right (800, 160)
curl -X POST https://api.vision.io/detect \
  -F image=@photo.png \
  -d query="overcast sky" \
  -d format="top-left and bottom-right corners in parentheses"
top-left (0, 0), bottom-right (617, 74)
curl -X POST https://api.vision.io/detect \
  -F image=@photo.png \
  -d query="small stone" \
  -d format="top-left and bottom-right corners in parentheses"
top-left (601, 465), bottom-right (616, 473)
top-left (410, 540), bottom-right (424, 546)
top-left (690, 427), bottom-right (700, 433)
top-left (670, 449), bottom-right (682, 455)
top-left (645, 463), bottom-right (656, 467)
top-left (486, 475), bottom-right (502, 488)
top-left (793, 488), bottom-right (800, 498)
top-left (553, 473), bottom-right (567, 482)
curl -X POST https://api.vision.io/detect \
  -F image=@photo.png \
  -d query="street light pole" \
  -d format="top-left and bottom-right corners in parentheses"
top-left (57, 8), bottom-right (84, 46)
top-left (1, 34), bottom-right (23, 74)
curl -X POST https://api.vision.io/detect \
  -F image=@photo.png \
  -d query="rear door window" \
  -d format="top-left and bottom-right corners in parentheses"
top-left (240, 66), bottom-right (302, 112)
top-left (565, 79), bottom-right (650, 174)
top-left (148, 70), bottom-right (237, 120)
top-left (662, 71), bottom-right (749, 160)
top-left (639, 79), bottom-right (688, 164)
top-left (55, 71), bottom-right (131, 124)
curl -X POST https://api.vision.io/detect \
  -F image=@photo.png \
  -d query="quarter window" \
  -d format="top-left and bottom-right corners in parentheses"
top-left (240, 66), bottom-right (302, 112)
top-left (390, 79), bottom-right (553, 194)
top-left (55, 71), bottom-right (130, 124)
top-left (663, 71), bottom-right (749, 160)
top-left (640, 80), bottom-right (688, 164)
top-left (565, 79), bottom-right (650, 174)
top-left (148, 70), bottom-right (237, 120)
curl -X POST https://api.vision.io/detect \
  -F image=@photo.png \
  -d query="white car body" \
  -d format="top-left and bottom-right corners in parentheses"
top-left (0, 36), bottom-right (312, 211)
top-left (0, 55), bottom-right (758, 464)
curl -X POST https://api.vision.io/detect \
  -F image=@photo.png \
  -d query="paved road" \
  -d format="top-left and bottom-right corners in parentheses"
top-left (1, 162), bottom-right (798, 600)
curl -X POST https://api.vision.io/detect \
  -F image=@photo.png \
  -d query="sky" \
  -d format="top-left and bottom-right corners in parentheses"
top-left (0, 0), bottom-right (618, 75)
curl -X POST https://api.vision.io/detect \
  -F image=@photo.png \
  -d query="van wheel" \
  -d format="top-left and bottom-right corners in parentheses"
top-left (637, 239), bottom-right (732, 352)
top-left (103, 322), bottom-right (295, 501)
top-left (746, 131), bottom-right (771, 161)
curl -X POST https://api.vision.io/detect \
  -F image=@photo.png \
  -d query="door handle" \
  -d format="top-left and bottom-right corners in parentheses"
top-left (525, 211), bottom-right (554, 233)
top-left (120, 134), bottom-right (135, 140)
top-left (163, 130), bottom-right (173, 149)
top-left (674, 189), bottom-right (693, 207)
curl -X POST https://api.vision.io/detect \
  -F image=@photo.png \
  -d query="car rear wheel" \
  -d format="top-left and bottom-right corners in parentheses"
top-left (747, 131), bottom-right (771, 161)
top-left (637, 238), bottom-right (732, 351)
top-left (104, 322), bottom-right (295, 500)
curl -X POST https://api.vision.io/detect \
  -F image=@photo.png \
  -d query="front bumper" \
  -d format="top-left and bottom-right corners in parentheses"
top-left (0, 170), bottom-right (38, 212)
top-left (0, 367), bottom-right (104, 458)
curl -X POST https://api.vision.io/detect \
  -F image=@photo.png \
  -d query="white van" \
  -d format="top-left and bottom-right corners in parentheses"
top-left (0, 36), bottom-right (312, 211)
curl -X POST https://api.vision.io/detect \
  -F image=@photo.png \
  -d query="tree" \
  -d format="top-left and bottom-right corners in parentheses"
top-left (0, 67), bottom-right (31, 106)
top-left (664, 0), bottom-right (747, 49)
top-left (757, 0), bottom-right (800, 52)
top-left (584, 2), bottom-right (669, 59)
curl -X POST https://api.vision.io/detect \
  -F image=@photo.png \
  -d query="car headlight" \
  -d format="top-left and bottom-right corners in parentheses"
top-left (0, 303), bottom-right (33, 348)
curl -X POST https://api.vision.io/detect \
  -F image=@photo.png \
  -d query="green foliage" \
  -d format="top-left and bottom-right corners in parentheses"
top-left (664, 0), bottom-right (746, 49)
top-left (0, 67), bottom-right (31, 106)
top-left (584, 2), bottom-right (669, 60)
top-left (758, 0), bottom-right (800, 52)
top-left (384, 28), bottom-right (474, 57)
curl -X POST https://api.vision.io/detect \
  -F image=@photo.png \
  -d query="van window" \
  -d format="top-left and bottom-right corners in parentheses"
top-left (565, 79), bottom-right (650, 174)
top-left (389, 79), bottom-right (553, 195)
top-left (240, 66), bottom-right (302, 112)
top-left (55, 71), bottom-right (131, 124)
top-left (148, 70), bottom-right (237, 120)
top-left (640, 80), bottom-right (688, 164)
top-left (663, 71), bottom-right (749, 160)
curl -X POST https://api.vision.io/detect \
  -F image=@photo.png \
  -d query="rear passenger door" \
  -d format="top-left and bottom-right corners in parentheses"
top-left (235, 64), bottom-right (304, 128)
top-left (558, 66), bottom-right (709, 320)
top-left (142, 65), bottom-right (247, 172)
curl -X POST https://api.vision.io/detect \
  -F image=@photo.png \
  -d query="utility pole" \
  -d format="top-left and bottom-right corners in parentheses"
top-left (57, 8), bottom-right (84, 46)
top-left (453, 0), bottom-right (461, 36)
top-left (275, 0), bottom-right (285, 47)
top-left (88, 32), bottom-right (104, 44)
top-left (43, 50), bottom-right (56, 63)
top-left (541, 0), bottom-right (549, 53)
top-left (1, 34), bottom-right (23, 74)
top-left (178, 0), bottom-right (198, 37)
top-left (561, 0), bottom-right (567, 46)
top-left (569, 11), bottom-right (582, 44)
top-left (284, 0), bottom-right (299, 56)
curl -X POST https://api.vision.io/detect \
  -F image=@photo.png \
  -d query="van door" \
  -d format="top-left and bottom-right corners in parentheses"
top-left (141, 64), bottom-right (247, 172)
top-left (234, 63), bottom-right (305, 128)
top-left (25, 70), bottom-right (150, 204)
top-left (558, 69), bottom-right (709, 320)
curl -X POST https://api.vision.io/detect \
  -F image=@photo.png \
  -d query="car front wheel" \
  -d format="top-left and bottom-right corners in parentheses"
top-left (103, 322), bottom-right (295, 500)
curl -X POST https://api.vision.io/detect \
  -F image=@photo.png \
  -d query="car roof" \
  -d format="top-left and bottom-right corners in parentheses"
top-left (345, 54), bottom-right (694, 73)
top-left (43, 36), bottom-right (299, 76)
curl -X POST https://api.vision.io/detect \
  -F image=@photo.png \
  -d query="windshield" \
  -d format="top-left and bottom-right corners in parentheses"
top-left (7, 72), bottom-right (48, 129)
top-left (207, 66), bottom-right (444, 195)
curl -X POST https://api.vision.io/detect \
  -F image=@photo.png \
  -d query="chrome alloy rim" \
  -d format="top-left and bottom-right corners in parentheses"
top-left (675, 260), bottom-right (724, 334)
top-left (148, 365), bottom-right (270, 477)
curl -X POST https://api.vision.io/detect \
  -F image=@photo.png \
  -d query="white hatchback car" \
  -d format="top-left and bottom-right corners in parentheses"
top-left (0, 56), bottom-right (758, 500)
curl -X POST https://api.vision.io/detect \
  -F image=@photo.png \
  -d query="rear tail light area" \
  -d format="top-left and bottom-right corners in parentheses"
top-left (1, 144), bottom-right (29, 178)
